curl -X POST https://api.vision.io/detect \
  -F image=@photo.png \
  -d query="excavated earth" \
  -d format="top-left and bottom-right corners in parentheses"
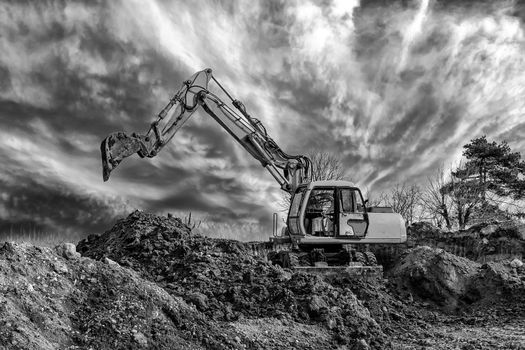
top-left (1, 211), bottom-right (524, 349)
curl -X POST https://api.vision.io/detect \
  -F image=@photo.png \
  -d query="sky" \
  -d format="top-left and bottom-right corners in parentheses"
top-left (1, 0), bottom-right (525, 236)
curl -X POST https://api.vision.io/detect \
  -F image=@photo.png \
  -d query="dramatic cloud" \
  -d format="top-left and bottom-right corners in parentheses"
top-left (1, 0), bottom-right (524, 237)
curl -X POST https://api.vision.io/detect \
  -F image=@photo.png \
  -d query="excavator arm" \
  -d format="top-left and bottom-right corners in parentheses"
top-left (101, 68), bottom-right (310, 193)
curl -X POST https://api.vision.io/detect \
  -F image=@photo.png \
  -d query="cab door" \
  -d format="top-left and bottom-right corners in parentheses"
top-left (337, 188), bottom-right (368, 237)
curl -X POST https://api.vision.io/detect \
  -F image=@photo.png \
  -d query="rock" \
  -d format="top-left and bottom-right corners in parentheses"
top-left (517, 224), bottom-right (525, 240)
top-left (351, 338), bottom-right (370, 350)
top-left (242, 271), bottom-right (253, 284)
top-left (188, 292), bottom-right (208, 311)
top-left (480, 225), bottom-right (498, 236)
top-left (53, 261), bottom-right (69, 274)
top-left (1, 242), bottom-right (17, 254)
top-left (510, 258), bottom-right (523, 269)
top-left (103, 257), bottom-right (119, 266)
top-left (133, 331), bottom-right (148, 346)
top-left (307, 295), bottom-right (328, 317)
top-left (55, 243), bottom-right (81, 260)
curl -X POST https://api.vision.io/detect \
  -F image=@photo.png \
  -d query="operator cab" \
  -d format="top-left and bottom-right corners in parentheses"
top-left (287, 181), bottom-right (369, 240)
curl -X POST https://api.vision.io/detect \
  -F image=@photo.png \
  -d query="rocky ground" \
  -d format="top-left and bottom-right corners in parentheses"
top-left (1, 211), bottom-right (524, 349)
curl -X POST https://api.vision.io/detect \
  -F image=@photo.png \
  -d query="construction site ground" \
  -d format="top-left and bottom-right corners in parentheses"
top-left (1, 211), bottom-right (524, 349)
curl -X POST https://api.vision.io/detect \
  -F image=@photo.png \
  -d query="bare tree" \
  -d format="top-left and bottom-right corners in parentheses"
top-left (280, 150), bottom-right (350, 211)
top-left (363, 187), bottom-right (388, 207)
top-left (422, 163), bottom-right (492, 230)
top-left (380, 183), bottom-right (422, 225)
top-left (307, 151), bottom-right (347, 182)
top-left (421, 166), bottom-right (453, 229)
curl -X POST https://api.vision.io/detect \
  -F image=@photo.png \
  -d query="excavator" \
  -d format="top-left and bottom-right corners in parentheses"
top-left (101, 68), bottom-right (406, 270)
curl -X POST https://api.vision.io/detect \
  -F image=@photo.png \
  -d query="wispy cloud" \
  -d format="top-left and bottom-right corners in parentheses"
top-left (0, 0), bottom-right (524, 235)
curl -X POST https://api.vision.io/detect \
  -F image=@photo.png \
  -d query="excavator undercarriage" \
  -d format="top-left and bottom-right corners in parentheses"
top-left (247, 239), bottom-right (384, 281)
top-left (270, 247), bottom-right (379, 269)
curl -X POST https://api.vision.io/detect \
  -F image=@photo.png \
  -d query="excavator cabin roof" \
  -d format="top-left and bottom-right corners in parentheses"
top-left (301, 180), bottom-right (357, 189)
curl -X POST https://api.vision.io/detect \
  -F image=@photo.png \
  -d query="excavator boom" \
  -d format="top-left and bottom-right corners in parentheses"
top-left (101, 68), bottom-right (310, 192)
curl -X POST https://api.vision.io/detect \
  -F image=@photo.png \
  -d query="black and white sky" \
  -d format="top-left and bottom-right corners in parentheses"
top-left (1, 0), bottom-right (525, 235)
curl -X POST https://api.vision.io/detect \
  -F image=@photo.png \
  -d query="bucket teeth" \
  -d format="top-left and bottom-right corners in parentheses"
top-left (101, 137), bottom-right (113, 182)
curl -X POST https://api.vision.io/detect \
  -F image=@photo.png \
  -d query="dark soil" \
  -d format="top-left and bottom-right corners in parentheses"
top-left (1, 211), bottom-right (524, 349)
top-left (77, 211), bottom-right (387, 349)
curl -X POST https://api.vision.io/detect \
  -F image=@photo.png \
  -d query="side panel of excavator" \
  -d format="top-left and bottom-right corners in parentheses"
top-left (295, 213), bottom-right (406, 245)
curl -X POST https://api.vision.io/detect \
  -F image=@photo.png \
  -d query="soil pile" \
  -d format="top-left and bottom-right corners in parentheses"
top-left (3, 211), bottom-right (524, 349)
top-left (388, 246), bottom-right (479, 310)
top-left (0, 241), bottom-right (241, 350)
top-left (77, 211), bottom-right (386, 349)
top-left (388, 246), bottom-right (525, 314)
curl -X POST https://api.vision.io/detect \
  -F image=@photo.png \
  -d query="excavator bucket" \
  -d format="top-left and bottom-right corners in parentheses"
top-left (101, 132), bottom-right (144, 181)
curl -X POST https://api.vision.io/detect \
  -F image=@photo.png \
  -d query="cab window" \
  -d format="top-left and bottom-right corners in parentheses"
top-left (287, 187), bottom-right (306, 235)
top-left (355, 191), bottom-right (365, 213)
top-left (340, 188), bottom-right (354, 212)
top-left (307, 189), bottom-right (335, 215)
top-left (304, 188), bottom-right (336, 236)
top-left (340, 188), bottom-right (365, 213)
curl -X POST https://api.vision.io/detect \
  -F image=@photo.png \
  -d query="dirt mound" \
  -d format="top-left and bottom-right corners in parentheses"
top-left (3, 211), bottom-right (525, 349)
top-left (388, 246), bottom-right (480, 310)
top-left (0, 241), bottom-right (244, 350)
top-left (388, 246), bottom-right (525, 314)
top-left (77, 210), bottom-right (387, 349)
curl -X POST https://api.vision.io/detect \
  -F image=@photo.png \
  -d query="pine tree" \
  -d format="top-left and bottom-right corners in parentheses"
top-left (462, 136), bottom-right (525, 201)
top-left (441, 136), bottom-right (525, 228)
top-left (441, 164), bottom-right (482, 229)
